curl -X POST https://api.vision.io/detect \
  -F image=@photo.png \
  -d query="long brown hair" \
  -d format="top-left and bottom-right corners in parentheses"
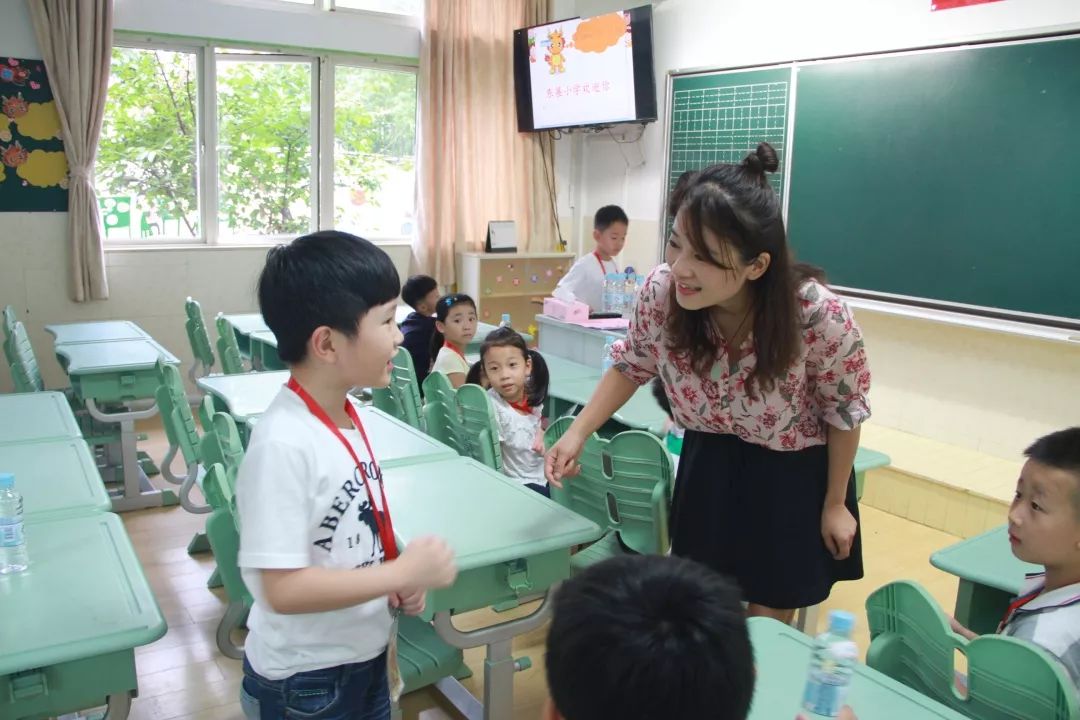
top-left (666, 143), bottom-right (822, 396)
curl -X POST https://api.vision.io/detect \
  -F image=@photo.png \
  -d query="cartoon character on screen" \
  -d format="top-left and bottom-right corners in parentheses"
top-left (546, 29), bottom-right (567, 75)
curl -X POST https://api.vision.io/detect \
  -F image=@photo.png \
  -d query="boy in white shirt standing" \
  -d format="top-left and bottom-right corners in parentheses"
top-left (237, 231), bottom-right (458, 719)
top-left (554, 205), bottom-right (628, 312)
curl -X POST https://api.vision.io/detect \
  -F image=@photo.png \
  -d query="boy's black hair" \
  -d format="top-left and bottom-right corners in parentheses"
top-left (594, 205), bottom-right (629, 232)
top-left (429, 293), bottom-right (477, 360)
top-left (1025, 427), bottom-right (1080, 516)
top-left (650, 377), bottom-right (672, 420)
top-left (257, 231), bottom-right (399, 364)
top-left (465, 360), bottom-right (486, 387)
top-left (479, 326), bottom-right (548, 407)
top-left (402, 274), bottom-right (438, 311)
top-left (546, 554), bottom-right (754, 720)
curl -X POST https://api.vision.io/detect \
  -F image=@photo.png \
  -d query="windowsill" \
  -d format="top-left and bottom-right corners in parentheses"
top-left (104, 237), bottom-right (413, 252)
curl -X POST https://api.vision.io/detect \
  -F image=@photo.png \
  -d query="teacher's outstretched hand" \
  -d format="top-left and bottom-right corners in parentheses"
top-left (544, 429), bottom-right (584, 488)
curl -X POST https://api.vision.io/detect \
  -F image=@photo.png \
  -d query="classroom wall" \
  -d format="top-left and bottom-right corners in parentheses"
top-left (556, 0), bottom-right (1080, 461)
top-left (0, 1), bottom-right (415, 395)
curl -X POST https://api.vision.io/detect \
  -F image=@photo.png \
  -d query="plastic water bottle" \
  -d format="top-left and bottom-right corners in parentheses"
top-left (602, 273), bottom-right (619, 313)
top-left (0, 472), bottom-right (29, 574)
top-left (499, 313), bottom-right (512, 328)
top-left (665, 425), bottom-right (685, 456)
top-left (622, 273), bottom-right (639, 317)
top-left (802, 610), bottom-right (858, 717)
top-left (601, 335), bottom-right (616, 373)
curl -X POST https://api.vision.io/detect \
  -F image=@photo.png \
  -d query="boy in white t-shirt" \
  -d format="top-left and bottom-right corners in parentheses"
top-left (237, 231), bottom-right (458, 719)
top-left (554, 205), bottom-right (628, 312)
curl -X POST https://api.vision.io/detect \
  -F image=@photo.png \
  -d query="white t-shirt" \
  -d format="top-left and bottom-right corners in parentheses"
top-left (555, 251), bottom-right (618, 312)
top-left (236, 388), bottom-right (393, 680)
top-left (488, 388), bottom-right (546, 487)
top-left (432, 346), bottom-right (470, 377)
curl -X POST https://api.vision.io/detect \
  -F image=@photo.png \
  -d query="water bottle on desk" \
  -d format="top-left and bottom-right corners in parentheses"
top-left (602, 273), bottom-right (619, 314)
top-left (802, 610), bottom-right (858, 717)
top-left (500, 313), bottom-right (512, 328)
top-left (622, 272), bottom-right (638, 317)
top-left (0, 472), bottom-right (29, 574)
top-left (601, 335), bottom-right (616, 373)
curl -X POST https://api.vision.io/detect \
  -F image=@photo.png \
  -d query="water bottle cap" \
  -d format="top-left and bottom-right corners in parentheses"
top-left (501, 313), bottom-right (510, 320)
top-left (0, 473), bottom-right (13, 489)
top-left (827, 610), bottom-right (856, 634)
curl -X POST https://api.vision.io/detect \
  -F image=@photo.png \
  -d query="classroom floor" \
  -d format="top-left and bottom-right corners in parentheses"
top-left (114, 420), bottom-right (968, 720)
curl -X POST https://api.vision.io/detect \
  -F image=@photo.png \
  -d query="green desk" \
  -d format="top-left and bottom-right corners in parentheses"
top-left (0, 513), bottom-right (166, 720)
top-left (221, 313), bottom-right (269, 360)
top-left (0, 439), bottom-right (110, 521)
top-left (541, 353), bottom-right (602, 383)
top-left (198, 370), bottom-right (290, 425)
top-left (854, 447), bottom-right (890, 502)
top-left (53, 338), bottom-right (180, 512)
top-left (930, 525), bottom-right (1036, 635)
top-left (746, 618), bottom-right (967, 719)
top-left (247, 330), bottom-right (286, 371)
top-left (547, 375), bottom-right (668, 436)
top-left (385, 456), bottom-right (601, 720)
top-left (45, 321), bottom-right (150, 345)
top-left (0, 391), bottom-right (82, 445)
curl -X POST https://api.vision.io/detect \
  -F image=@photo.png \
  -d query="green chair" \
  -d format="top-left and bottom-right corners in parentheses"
top-left (184, 297), bottom-right (216, 384)
top-left (9, 321), bottom-right (43, 393)
top-left (455, 383), bottom-right (502, 471)
top-left (543, 416), bottom-right (672, 573)
top-left (215, 313), bottom-right (246, 375)
top-left (866, 580), bottom-right (1079, 720)
top-left (372, 346), bottom-right (423, 431)
top-left (155, 358), bottom-right (207, 512)
top-left (421, 372), bottom-right (465, 455)
top-left (2, 304), bottom-right (16, 365)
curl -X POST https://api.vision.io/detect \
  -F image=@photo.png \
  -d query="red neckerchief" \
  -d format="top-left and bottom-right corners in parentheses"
top-left (508, 396), bottom-right (532, 415)
top-left (443, 341), bottom-right (466, 361)
top-left (999, 586), bottom-right (1044, 631)
top-left (286, 377), bottom-right (398, 561)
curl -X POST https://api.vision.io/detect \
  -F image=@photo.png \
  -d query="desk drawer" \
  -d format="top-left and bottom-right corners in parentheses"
top-left (1, 649), bottom-right (136, 719)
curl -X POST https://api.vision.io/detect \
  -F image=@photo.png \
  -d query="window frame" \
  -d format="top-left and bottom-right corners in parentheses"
top-left (99, 35), bottom-right (419, 248)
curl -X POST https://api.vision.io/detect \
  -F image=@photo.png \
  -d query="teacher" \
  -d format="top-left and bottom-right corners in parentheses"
top-left (545, 143), bottom-right (871, 622)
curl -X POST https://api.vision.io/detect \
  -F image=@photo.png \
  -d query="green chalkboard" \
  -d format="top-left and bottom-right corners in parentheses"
top-left (664, 36), bottom-right (1080, 323)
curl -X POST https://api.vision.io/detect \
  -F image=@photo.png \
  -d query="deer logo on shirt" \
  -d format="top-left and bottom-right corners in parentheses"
top-left (313, 465), bottom-right (385, 567)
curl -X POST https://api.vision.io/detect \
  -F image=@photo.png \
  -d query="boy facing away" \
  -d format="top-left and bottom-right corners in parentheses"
top-left (236, 232), bottom-right (457, 719)
top-left (399, 274), bottom-right (440, 388)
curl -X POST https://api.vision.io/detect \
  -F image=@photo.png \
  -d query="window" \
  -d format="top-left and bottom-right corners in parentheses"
top-left (95, 43), bottom-right (417, 245)
top-left (333, 0), bottom-right (422, 16)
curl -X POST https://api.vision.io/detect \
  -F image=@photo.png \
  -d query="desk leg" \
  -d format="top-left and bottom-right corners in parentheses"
top-left (433, 590), bottom-right (556, 720)
top-left (87, 400), bottom-right (178, 512)
top-left (954, 579), bottom-right (1012, 635)
top-left (103, 691), bottom-right (131, 719)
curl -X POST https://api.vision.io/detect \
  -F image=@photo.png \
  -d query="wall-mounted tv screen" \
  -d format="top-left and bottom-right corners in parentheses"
top-left (513, 5), bottom-right (657, 132)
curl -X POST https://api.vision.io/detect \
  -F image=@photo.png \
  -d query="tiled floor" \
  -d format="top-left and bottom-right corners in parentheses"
top-left (108, 421), bottom-right (969, 720)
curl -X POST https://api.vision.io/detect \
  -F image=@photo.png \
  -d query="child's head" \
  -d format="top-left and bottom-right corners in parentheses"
top-left (592, 205), bottom-right (628, 260)
top-left (545, 554), bottom-right (754, 720)
top-left (465, 360), bottom-right (488, 388)
top-left (429, 293), bottom-right (477, 357)
top-left (479, 326), bottom-right (548, 407)
top-left (401, 275), bottom-right (440, 316)
top-left (650, 377), bottom-right (672, 420)
top-left (257, 231), bottom-right (402, 388)
top-left (1009, 427), bottom-right (1080, 569)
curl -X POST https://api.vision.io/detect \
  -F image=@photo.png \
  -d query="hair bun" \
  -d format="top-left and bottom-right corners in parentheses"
top-left (742, 142), bottom-right (779, 175)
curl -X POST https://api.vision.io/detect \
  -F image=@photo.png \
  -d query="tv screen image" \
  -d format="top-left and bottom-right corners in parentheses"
top-left (514, 6), bottom-right (656, 132)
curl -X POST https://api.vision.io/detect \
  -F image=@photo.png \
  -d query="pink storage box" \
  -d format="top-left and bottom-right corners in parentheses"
top-left (543, 297), bottom-right (590, 323)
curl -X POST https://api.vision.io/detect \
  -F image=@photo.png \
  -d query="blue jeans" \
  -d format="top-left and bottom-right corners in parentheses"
top-left (240, 653), bottom-right (390, 719)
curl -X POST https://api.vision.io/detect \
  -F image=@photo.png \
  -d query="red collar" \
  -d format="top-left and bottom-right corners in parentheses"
top-left (508, 396), bottom-right (532, 414)
top-left (443, 341), bottom-right (466, 360)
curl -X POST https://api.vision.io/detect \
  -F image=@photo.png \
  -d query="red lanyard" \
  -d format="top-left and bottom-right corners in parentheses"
top-left (999, 587), bottom-right (1043, 630)
top-left (286, 377), bottom-right (398, 561)
top-left (443, 341), bottom-right (465, 361)
top-left (593, 251), bottom-right (609, 274)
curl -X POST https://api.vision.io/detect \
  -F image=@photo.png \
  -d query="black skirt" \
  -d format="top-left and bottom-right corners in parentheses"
top-left (670, 430), bottom-right (864, 610)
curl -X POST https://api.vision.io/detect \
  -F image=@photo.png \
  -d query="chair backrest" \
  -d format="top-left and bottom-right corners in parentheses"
top-left (455, 384), bottom-right (503, 471)
top-left (1, 305), bottom-right (16, 362)
top-left (866, 580), bottom-right (1079, 720)
top-left (200, 460), bottom-right (250, 605)
top-left (154, 358), bottom-right (201, 465)
top-left (197, 394), bottom-right (217, 432)
top-left (9, 322), bottom-right (43, 393)
top-left (215, 313), bottom-right (245, 375)
top-left (184, 297), bottom-right (215, 377)
top-left (199, 411), bottom-right (245, 475)
top-left (421, 371), bottom-right (465, 454)
top-left (372, 346), bottom-right (423, 430)
top-left (544, 416), bottom-right (672, 555)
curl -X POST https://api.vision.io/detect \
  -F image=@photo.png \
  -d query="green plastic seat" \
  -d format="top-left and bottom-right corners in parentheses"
top-left (544, 416), bottom-right (672, 574)
top-left (155, 358), bottom-right (208, 513)
top-left (9, 321), bottom-right (44, 393)
top-left (866, 580), bottom-right (1079, 720)
top-left (215, 313), bottom-right (246, 375)
top-left (185, 297), bottom-right (216, 383)
top-left (421, 372), bottom-right (465, 454)
top-left (200, 458), bottom-right (251, 660)
top-left (455, 384), bottom-right (503, 471)
top-left (372, 346), bottom-right (423, 431)
top-left (2, 304), bottom-right (17, 366)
